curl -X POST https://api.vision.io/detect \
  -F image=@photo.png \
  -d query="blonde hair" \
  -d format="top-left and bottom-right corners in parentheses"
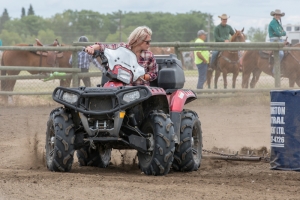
top-left (128, 26), bottom-right (152, 47)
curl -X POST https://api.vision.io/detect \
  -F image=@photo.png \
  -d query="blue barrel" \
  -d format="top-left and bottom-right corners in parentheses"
top-left (270, 90), bottom-right (300, 170)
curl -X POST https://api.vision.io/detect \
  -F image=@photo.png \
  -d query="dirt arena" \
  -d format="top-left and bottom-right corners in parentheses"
top-left (1, 95), bottom-right (300, 200)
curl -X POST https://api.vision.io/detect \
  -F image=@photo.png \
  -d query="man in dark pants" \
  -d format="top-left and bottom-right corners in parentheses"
top-left (69, 36), bottom-right (103, 87)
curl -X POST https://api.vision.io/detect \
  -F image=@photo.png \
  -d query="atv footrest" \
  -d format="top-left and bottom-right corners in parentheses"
top-left (85, 137), bottom-right (128, 143)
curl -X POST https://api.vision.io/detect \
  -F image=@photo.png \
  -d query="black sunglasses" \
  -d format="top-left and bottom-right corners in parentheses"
top-left (143, 40), bottom-right (151, 45)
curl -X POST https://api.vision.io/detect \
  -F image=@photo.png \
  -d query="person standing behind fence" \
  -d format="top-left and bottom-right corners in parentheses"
top-left (69, 36), bottom-right (104, 87)
top-left (194, 30), bottom-right (209, 89)
top-left (209, 14), bottom-right (234, 70)
top-left (268, 9), bottom-right (286, 64)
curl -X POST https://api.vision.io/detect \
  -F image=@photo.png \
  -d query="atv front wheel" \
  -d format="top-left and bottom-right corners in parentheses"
top-left (77, 145), bottom-right (111, 168)
top-left (138, 110), bottom-right (175, 176)
top-left (173, 109), bottom-right (202, 171)
top-left (45, 108), bottom-right (75, 172)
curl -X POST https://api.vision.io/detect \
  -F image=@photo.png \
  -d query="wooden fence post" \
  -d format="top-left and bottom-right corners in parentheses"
top-left (72, 50), bottom-right (79, 87)
top-left (273, 50), bottom-right (281, 88)
top-left (174, 41), bottom-right (181, 59)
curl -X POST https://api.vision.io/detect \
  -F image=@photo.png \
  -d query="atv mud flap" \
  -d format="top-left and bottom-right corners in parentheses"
top-left (128, 134), bottom-right (147, 153)
top-left (170, 111), bottom-right (180, 144)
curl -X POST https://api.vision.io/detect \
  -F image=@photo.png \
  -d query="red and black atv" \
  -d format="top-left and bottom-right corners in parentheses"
top-left (45, 47), bottom-right (202, 176)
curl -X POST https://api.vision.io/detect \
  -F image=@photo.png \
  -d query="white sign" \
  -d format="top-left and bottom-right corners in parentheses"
top-left (270, 102), bottom-right (285, 148)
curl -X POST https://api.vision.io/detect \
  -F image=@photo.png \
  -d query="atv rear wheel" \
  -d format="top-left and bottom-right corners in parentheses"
top-left (138, 110), bottom-right (175, 176)
top-left (173, 109), bottom-right (202, 172)
top-left (45, 108), bottom-right (75, 172)
top-left (77, 145), bottom-right (111, 168)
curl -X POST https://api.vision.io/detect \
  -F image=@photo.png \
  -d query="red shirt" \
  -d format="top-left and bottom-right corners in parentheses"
top-left (96, 42), bottom-right (158, 86)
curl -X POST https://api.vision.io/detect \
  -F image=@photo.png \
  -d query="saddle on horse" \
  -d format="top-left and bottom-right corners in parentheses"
top-left (259, 40), bottom-right (290, 71)
top-left (30, 39), bottom-right (64, 66)
top-left (259, 51), bottom-right (275, 66)
top-left (210, 51), bottom-right (242, 72)
top-left (259, 50), bottom-right (288, 76)
top-left (35, 38), bottom-right (59, 47)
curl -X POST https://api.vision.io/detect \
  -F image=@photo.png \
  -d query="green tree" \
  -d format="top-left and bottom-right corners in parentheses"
top-left (3, 18), bottom-right (30, 36)
top-left (121, 11), bottom-right (212, 42)
top-left (50, 10), bottom-right (111, 44)
top-left (49, 10), bottom-right (75, 43)
top-left (246, 27), bottom-right (267, 42)
top-left (176, 11), bottom-right (212, 42)
top-left (153, 14), bottom-right (179, 42)
top-left (0, 9), bottom-right (10, 32)
top-left (105, 32), bottom-right (128, 43)
top-left (74, 10), bottom-right (107, 38)
top-left (0, 29), bottom-right (22, 45)
top-left (36, 29), bottom-right (62, 44)
top-left (21, 15), bottom-right (46, 36)
top-left (0, 10), bottom-right (214, 45)
top-left (122, 25), bottom-right (136, 39)
top-left (27, 4), bottom-right (35, 16)
top-left (111, 10), bottom-right (123, 42)
top-left (21, 7), bottom-right (26, 18)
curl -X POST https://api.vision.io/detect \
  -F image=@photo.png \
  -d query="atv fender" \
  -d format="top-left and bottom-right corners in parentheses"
top-left (168, 90), bottom-right (197, 144)
top-left (168, 90), bottom-right (197, 112)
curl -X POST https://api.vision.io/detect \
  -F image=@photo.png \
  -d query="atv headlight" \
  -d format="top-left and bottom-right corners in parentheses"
top-left (123, 91), bottom-right (140, 102)
top-left (117, 68), bottom-right (132, 84)
top-left (62, 92), bottom-right (78, 104)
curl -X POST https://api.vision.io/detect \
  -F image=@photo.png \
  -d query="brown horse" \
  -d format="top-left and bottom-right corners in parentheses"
top-left (207, 28), bottom-right (245, 89)
top-left (0, 40), bottom-right (73, 104)
top-left (242, 43), bottom-right (300, 88)
top-left (1, 43), bottom-right (59, 93)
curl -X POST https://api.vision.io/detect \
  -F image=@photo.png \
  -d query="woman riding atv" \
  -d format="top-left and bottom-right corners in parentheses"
top-left (85, 26), bottom-right (158, 86)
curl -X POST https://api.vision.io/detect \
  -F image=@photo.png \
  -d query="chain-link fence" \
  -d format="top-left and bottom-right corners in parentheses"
top-left (9, 66), bottom-right (103, 93)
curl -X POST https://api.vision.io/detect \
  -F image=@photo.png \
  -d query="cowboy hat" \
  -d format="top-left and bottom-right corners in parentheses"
top-left (270, 9), bottom-right (285, 17)
top-left (218, 14), bottom-right (230, 20)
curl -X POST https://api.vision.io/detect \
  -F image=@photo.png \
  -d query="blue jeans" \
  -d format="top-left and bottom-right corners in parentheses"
top-left (210, 51), bottom-right (219, 65)
top-left (196, 62), bottom-right (208, 89)
top-left (270, 38), bottom-right (284, 62)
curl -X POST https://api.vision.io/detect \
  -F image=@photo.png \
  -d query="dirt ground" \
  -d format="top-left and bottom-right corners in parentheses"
top-left (1, 95), bottom-right (300, 200)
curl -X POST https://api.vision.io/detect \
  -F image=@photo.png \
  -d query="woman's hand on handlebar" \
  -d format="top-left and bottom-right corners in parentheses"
top-left (85, 44), bottom-right (103, 55)
top-left (85, 46), bottom-right (95, 55)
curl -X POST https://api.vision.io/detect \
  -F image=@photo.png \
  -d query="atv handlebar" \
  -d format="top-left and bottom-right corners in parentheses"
top-left (83, 48), bottom-right (108, 70)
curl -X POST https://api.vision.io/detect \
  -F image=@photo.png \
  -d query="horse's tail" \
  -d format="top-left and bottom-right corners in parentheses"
top-left (1, 51), bottom-right (7, 91)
